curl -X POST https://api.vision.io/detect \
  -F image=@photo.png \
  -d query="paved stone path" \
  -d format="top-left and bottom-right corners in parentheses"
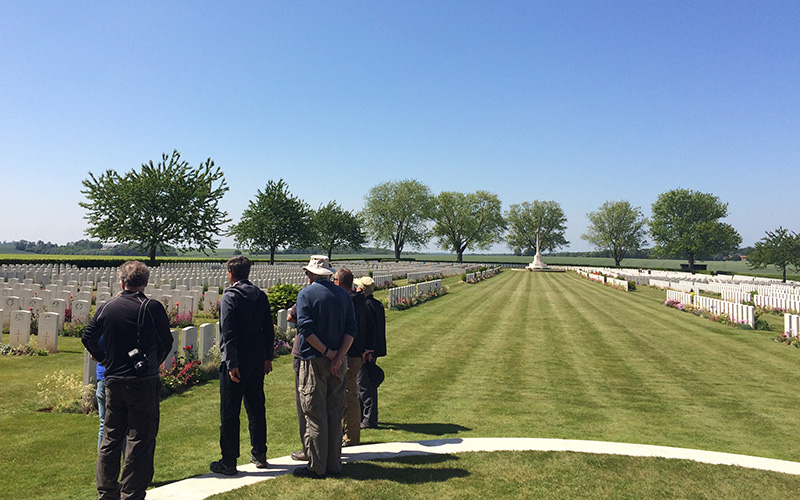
top-left (147, 437), bottom-right (800, 499)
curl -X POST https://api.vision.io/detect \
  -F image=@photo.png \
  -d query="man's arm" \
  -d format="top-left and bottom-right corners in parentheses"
top-left (219, 292), bottom-right (240, 369)
top-left (262, 291), bottom-right (275, 374)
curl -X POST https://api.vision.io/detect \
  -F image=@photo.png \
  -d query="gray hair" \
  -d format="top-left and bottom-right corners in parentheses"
top-left (119, 261), bottom-right (150, 288)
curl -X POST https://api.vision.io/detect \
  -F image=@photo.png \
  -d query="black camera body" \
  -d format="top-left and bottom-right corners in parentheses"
top-left (128, 348), bottom-right (149, 376)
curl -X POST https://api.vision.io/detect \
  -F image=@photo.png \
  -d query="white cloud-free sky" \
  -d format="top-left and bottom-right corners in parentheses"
top-left (1, 1), bottom-right (798, 253)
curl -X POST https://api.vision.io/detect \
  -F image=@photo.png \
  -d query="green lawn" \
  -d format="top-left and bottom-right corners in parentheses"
top-left (3, 271), bottom-right (800, 499)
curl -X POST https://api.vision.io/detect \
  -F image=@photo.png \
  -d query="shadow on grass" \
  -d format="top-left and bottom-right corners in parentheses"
top-left (343, 453), bottom-right (469, 484)
top-left (378, 422), bottom-right (471, 436)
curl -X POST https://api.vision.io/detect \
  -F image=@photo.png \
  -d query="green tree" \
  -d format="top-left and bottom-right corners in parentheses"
top-left (80, 150), bottom-right (229, 264)
top-left (361, 179), bottom-right (433, 261)
top-left (228, 179), bottom-right (310, 264)
top-left (431, 190), bottom-right (506, 263)
top-left (747, 227), bottom-right (800, 282)
top-left (649, 188), bottom-right (742, 272)
top-left (582, 200), bottom-right (648, 267)
top-left (505, 201), bottom-right (568, 255)
top-left (310, 201), bottom-right (366, 259)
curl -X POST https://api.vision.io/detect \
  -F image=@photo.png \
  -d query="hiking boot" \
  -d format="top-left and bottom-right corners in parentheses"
top-left (292, 466), bottom-right (325, 479)
top-left (210, 460), bottom-right (237, 476)
top-left (290, 450), bottom-right (309, 461)
top-left (250, 453), bottom-right (269, 469)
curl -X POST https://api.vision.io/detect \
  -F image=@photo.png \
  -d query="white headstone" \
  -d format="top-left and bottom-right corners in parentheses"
top-left (3, 296), bottom-right (20, 328)
top-left (49, 298), bottom-right (66, 331)
top-left (83, 349), bottom-right (98, 386)
top-left (10, 309), bottom-right (31, 347)
top-left (38, 312), bottom-right (59, 353)
top-left (198, 323), bottom-right (215, 358)
top-left (277, 308), bottom-right (287, 333)
top-left (72, 299), bottom-right (91, 324)
top-left (181, 326), bottom-right (198, 356)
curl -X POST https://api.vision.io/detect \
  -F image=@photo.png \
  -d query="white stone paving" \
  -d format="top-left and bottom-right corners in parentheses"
top-left (146, 437), bottom-right (800, 499)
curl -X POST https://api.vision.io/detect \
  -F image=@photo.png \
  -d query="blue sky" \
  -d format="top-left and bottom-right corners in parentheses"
top-left (1, 1), bottom-right (798, 254)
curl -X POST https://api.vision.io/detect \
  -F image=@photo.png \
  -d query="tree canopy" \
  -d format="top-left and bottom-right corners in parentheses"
top-left (582, 200), bottom-right (648, 267)
top-left (649, 188), bottom-right (741, 272)
top-left (361, 179), bottom-right (433, 261)
top-left (431, 190), bottom-right (506, 263)
top-left (747, 227), bottom-right (800, 282)
top-left (505, 201), bottom-right (568, 255)
top-left (80, 150), bottom-right (229, 264)
top-left (228, 179), bottom-right (310, 264)
top-left (310, 201), bottom-right (366, 259)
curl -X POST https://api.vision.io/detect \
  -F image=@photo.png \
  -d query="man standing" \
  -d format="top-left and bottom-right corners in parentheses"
top-left (82, 261), bottom-right (172, 500)
top-left (334, 268), bottom-right (370, 447)
top-left (356, 277), bottom-right (387, 430)
top-left (211, 256), bottom-right (275, 476)
top-left (293, 255), bottom-right (356, 478)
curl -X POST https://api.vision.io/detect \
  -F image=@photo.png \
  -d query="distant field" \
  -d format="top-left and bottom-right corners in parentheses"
top-left (1, 251), bottom-right (795, 281)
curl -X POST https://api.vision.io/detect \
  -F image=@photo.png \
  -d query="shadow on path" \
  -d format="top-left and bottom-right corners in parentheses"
top-left (378, 422), bottom-right (471, 436)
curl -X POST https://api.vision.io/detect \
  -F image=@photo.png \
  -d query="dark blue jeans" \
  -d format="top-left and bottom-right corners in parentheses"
top-left (219, 362), bottom-right (267, 464)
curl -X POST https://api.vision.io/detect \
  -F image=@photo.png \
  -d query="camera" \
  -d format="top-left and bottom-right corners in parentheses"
top-left (128, 348), bottom-right (149, 376)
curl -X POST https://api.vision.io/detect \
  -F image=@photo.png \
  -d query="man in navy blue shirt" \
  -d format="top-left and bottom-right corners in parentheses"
top-left (293, 255), bottom-right (356, 478)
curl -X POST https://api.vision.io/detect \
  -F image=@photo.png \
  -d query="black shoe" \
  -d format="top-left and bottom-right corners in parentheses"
top-left (210, 460), bottom-right (237, 476)
top-left (250, 453), bottom-right (269, 469)
top-left (293, 466), bottom-right (325, 479)
top-left (291, 450), bottom-right (309, 461)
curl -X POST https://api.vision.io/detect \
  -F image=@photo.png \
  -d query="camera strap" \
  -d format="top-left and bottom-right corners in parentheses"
top-left (135, 298), bottom-right (152, 351)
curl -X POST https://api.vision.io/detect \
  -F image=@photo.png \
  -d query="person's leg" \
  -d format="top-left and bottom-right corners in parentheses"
top-left (294, 357), bottom-right (307, 453)
top-left (357, 362), bottom-right (378, 427)
top-left (241, 364), bottom-right (267, 458)
top-left (118, 378), bottom-right (160, 500)
top-left (219, 364), bottom-right (245, 466)
top-left (299, 358), bottom-right (329, 475)
top-left (97, 378), bottom-right (106, 453)
top-left (326, 357), bottom-right (347, 474)
top-left (342, 356), bottom-right (362, 445)
top-left (97, 380), bottom-right (127, 500)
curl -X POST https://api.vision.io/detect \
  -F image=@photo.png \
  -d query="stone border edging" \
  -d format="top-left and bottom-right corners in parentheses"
top-left (147, 437), bottom-right (800, 499)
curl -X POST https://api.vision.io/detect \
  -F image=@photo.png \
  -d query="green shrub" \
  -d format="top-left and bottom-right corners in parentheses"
top-left (266, 283), bottom-right (302, 319)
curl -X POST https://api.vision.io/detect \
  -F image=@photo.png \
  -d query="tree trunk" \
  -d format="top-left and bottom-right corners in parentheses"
top-left (269, 246), bottom-right (276, 265)
top-left (456, 249), bottom-right (463, 264)
top-left (327, 248), bottom-right (332, 260)
top-left (394, 246), bottom-right (401, 261)
top-left (688, 252), bottom-right (695, 273)
top-left (148, 246), bottom-right (157, 266)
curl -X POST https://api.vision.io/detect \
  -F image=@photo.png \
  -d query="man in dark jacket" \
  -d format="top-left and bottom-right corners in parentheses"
top-left (82, 261), bottom-right (172, 500)
top-left (335, 268), bottom-right (371, 447)
top-left (211, 256), bottom-right (275, 476)
top-left (355, 276), bottom-right (387, 429)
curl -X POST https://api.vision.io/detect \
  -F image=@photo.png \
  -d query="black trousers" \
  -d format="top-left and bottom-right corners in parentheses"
top-left (357, 362), bottom-right (379, 427)
top-left (219, 362), bottom-right (267, 464)
top-left (97, 377), bottom-right (160, 500)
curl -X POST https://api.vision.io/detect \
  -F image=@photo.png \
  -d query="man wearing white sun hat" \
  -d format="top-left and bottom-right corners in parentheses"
top-left (292, 255), bottom-right (356, 479)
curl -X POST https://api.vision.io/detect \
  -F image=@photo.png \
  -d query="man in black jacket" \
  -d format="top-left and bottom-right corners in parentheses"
top-left (82, 261), bottom-right (172, 500)
top-left (335, 268), bottom-right (370, 447)
top-left (355, 277), bottom-right (386, 429)
top-left (211, 256), bottom-right (275, 476)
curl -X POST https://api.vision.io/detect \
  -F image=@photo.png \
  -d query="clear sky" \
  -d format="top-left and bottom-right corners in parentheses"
top-left (1, 1), bottom-right (798, 254)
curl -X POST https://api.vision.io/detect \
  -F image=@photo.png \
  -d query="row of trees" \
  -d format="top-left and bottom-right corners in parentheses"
top-left (78, 151), bottom-right (800, 280)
